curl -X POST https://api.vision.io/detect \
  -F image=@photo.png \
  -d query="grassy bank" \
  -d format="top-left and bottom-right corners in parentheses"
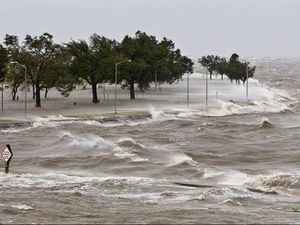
top-left (0, 119), bottom-right (31, 128)
top-left (67, 111), bottom-right (152, 122)
top-left (0, 111), bottom-right (152, 129)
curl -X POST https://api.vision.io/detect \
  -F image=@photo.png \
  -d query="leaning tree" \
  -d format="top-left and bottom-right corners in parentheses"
top-left (67, 34), bottom-right (118, 103)
top-left (117, 31), bottom-right (193, 99)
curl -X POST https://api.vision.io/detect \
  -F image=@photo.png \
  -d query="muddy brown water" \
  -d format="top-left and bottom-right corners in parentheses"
top-left (0, 64), bottom-right (299, 223)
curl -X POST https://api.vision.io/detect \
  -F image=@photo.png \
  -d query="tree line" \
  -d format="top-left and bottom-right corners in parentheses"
top-left (199, 53), bottom-right (256, 83)
top-left (0, 31), bottom-right (193, 107)
top-left (0, 31), bottom-right (255, 108)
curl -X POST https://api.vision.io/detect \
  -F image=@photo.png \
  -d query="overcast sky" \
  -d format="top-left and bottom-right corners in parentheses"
top-left (0, 0), bottom-right (300, 58)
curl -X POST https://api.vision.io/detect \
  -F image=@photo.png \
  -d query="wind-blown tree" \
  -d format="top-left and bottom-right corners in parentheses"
top-left (198, 55), bottom-right (221, 79)
top-left (226, 53), bottom-right (255, 83)
top-left (41, 46), bottom-right (75, 98)
top-left (67, 34), bottom-right (118, 103)
top-left (151, 37), bottom-right (193, 86)
top-left (21, 33), bottom-right (63, 107)
top-left (0, 44), bottom-right (8, 83)
top-left (215, 57), bottom-right (227, 79)
top-left (117, 31), bottom-right (157, 99)
top-left (240, 62), bottom-right (256, 83)
top-left (3, 35), bottom-right (26, 99)
top-left (5, 67), bottom-right (24, 100)
top-left (118, 31), bottom-right (193, 99)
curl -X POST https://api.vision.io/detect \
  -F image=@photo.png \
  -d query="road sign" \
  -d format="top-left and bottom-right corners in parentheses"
top-left (2, 145), bottom-right (13, 163)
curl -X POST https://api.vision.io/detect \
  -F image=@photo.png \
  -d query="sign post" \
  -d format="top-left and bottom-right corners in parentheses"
top-left (1, 145), bottom-right (13, 174)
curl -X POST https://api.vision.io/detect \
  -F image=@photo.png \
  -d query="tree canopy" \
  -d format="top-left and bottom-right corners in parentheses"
top-left (67, 34), bottom-right (118, 103)
top-left (1, 32), bottom-right (256, 108)
top-left (0, 44), bottom-right (8, 83)
top-left (117, 31), bottom-right (193, 99)
top-left (199, 53), bottom-right (256, 83)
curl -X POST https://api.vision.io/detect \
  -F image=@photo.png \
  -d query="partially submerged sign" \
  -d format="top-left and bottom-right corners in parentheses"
top-left (1, 145), bottom-right (13, 173)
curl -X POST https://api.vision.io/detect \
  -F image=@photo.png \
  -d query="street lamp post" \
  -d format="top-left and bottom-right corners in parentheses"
top-left (154, 59), bottom-right (165, 95)
top-left (10, 61), bottom-right (27, 117)
top-left (174, 61), bottom-right (190, 108)
top-left (205, 67), bottom-right (208, 110)
top-left (1, 81), bottom-right (3, 112)
top-left (241, 60), bottom-right (250, 101)
top-left (201, 64), bottom-right (212, 112)
top-left (114, 59), bottom-right (131, 114)
top-left (246, 62), bottom-right (249, 101)
top-left (154, 69), bottom-right (158, 94)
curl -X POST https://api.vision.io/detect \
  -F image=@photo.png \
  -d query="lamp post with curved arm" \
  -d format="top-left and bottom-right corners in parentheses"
top-left (115, 59), bottom-right (131, 114)
top-left (10, 61), bottom-right (27, 117)
top-left (241, 59), bottom-right (250, 101)
top-left (154, 59), bottom-right (167, 95)
top-left (174, 61), bottom-right (190, 108)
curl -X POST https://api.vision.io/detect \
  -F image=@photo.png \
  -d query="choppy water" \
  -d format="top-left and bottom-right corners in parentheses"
top-left (0, 66), bottom-right (299, 223)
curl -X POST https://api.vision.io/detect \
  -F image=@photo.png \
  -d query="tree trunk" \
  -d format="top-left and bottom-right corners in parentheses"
top-left (210, 72), bottom-right (213, 79)
top-left (91, 83), bottom-right (99, 103)
top-left (44, 88), bottom-right (49, 99)
top-left (130, 80), bottom-right (135, 99)
top-left (12, 88), bottom-right (17, 101)
top-left (32, 84), bottom-right (36, 99)
top-left (35, 82), bottom-right (41, 107)
top-left (221, 74), bottom-right (224, 80)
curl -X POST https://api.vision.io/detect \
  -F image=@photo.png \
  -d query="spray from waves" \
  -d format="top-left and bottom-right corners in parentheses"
top-left (248, 174), bottom-right (300, 190)
top-left (117, 137), bottom-right (146, 149)
top-left (148, 105), bottom-right (168, 120)
top-left (52, 131), bottom-right (150, 162)
top-left (59, 131), bottom-right (114, 149)
top-left (210, 169), bottom-right (300, 195)
top-left (175, 79), bottom-right (296, 117)
top-left (206, 94), bottom-right (292, 117)
top-left (145, 79), bottom-right (297, 119)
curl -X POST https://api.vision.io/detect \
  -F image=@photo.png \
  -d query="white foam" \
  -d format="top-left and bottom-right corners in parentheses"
top-left (166, 151), bottom-right (196, 166)
top-left (113, 146), bottom-right (149, 162)
top-left (11, 204), bottom-right (33, 210)
top-left (218, 170), bottom-right (252, 186)
top-left (0, 173), bottom-right (156, 189)
top-left (63, 132), bottom-right (113, 149)
top-left (117, 137), bottom-right (146, 149)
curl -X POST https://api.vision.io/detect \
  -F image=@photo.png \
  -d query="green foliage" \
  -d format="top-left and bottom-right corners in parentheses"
top-left (226, 53), bottom-right (256, 83)
top-left (3, 33), bottom-right (74, 106)
top-left (117, 31), bottom-right (193, 99)
top-left (198, 55), bottom-right (226, 79)
top-left (67, 34), bottom-right (118, 103)
top-left (2, 31), bottom-right (193, 104)
top-left (5, 66), bottom-right (24, 100)
top-left (199, 53), bottom-right (256, 83)
top-left (0, 44), bottom-right (8, 82)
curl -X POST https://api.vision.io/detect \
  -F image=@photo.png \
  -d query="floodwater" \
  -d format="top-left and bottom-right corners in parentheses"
top-left (0, 60), bottom-right (299, 223)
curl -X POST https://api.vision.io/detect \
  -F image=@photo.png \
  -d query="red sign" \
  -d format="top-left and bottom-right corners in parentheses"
top-left (1, 145), bottom-right (13, 163)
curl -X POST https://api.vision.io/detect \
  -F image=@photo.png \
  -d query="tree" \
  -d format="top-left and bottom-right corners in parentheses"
top-left (21, 33), bottom-right (62, 107)
top-left (3, 35), bottom-right (25, 99)
top-left (215, 57), bottom-right (227, 79)
top-left (198, 55), bottom-right (221, 79)
top-left (40, 46), bottom-right (75, 99)
top-left (67, 34), bottom-right (118, 103)
top-left (152, 38), bottom-right (193, 86)
top-left (0, 44), bottom-right (8, 83)
top-left (118, 31), bottom-right (193, 99)
top-left (5, 66), bottom-right (24, 100)
top-left (117, 31), bottom-right (157, 99)
top-left (226, 53), bottom-right (256, 83)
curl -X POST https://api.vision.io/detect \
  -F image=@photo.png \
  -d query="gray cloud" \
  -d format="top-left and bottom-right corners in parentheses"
top-left (0, 0), bottom-right (299, 57)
